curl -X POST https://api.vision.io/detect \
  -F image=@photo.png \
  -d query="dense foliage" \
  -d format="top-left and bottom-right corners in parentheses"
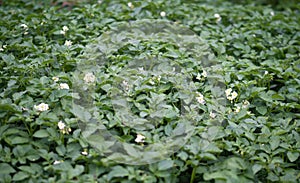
top-left (0, 0), bottom-right (299, 182)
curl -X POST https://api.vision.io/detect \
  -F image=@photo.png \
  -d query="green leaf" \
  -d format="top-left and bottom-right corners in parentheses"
top-left (252, 164), bottom-right (263, 174)
top-left (287, 152), bottom-right (299, 162)
top-left (12, 171), bottom-right (29, 181)
top-left (269, 136), bottom-right (280, 150)
top-left (158, 160), bottom-right (173, 171)
top-left (70, 104), bottom-right (91, 122)
top-left (0, 163), bottom-right (16, 174)
top-left (256, 106), bottom-right (267, 115)
top-left (107, 166), bottom-right (129, 180)
top-left (11, 137), bottom-right (29, 145)
top-left (68, 165), bottom-right (84, 179)
top-left (33, 129), bottom-right (49, 138)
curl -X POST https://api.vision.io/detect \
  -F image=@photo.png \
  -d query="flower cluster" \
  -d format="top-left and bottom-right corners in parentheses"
top-left (225, 88), bottom-right (238, 102)
top-left (84, 73), bottom-right (96, 83)
top-left (122, 80), bottom-right (129, 91)
top-left (34, 103), bottom-right (49, 112)
top-left (57, 121), bottom-right (71, 134)
top-left (196, 92), bottom-right (206, 104)
top-left (149, 75), bottom-right (161, 85)
top-left (59, 83), bottom-right (70, 90)
top-left (196, 70), bottom-right (207, 80)
top-left (0, 45), bottom-right (7, 52)
top-left (60, 26), bottom-right (69, 35)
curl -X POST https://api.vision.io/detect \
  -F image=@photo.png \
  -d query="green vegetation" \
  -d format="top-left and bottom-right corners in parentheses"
top-left (0, 0), bottom-right (299, 182)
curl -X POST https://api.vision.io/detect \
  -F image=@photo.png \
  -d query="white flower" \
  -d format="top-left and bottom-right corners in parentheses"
top-left (58, 121), bottom-right (66, 130)
top-left (214, 13), bottom-right (222, 22)
top-left (60, 30), bottom-right (66, 35)
top-left (0, 47), bottom-right (3, 52)
top-left (20, 24), bottom-right (28, 29)
top-left (196, 73), bottom-right (202, 80)
top-left (225, 88), bottom-right (232, 97)
top-left (138, 67), bottom-right (144, 71)
top-left (135, 134), bottom-right (145, 143)
top-left (242, 100), bottom-right (250, 108)
top-left (59, 83), bottom-right (69, 90)
top-left (270, 11), bottom-right (274, 16)
top-left (225, 88), bottom-right (238, 101)
top-left (210, 111), bottom-right (216, 119)
top-left (231, 91), bottom-right (238, 99)
top-left (98, 0), bottom-right (102, 4)
top-left (122, 80), bottom-right (129, 91)
top-left (202, 70), bottom-right (207, 78)
top-left (157, 75), bottom-right (161, 82)
top-left (196, 92), bottom-right (206, 104)
top-left (34, 103), bottom-right (49, 112)
top-left (160, 11), bottom-right (166, 17)
top-left (53, 160), bottom-right (62, 165)
top-left (64, 40), bottom-right (72, 46)
top-left (149, 79), bottom-right (155, 85)
top-left (62, 26), bottom-right (69, 32)
top-left (83, 73), bottom-right (96, 83)
top-left (52, 77), bottom-right (59, 82)
top-left (127, 2), bottom-right (133, 8)
top-left (235, 106), bottom-right (241, 113)
top-left (214, 13), bottom-right (221, 19)
top-left (264, 71), bottom-right (268, 75)
top-left (81, 151), bottom-right (88, 155)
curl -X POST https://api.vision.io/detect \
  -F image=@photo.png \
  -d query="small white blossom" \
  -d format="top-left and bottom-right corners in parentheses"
top-left (225, 88), bottom-right (232, 97)
top-left (160, 11), bottom-right (166, 17)
top-left (157, 75), bottom-right (161, 82)
top-left (53, 160), bottom-right (62, 165)
top-left (202, 70), bottom-right (207, 78)
top-left (135, 134), bottom-right (145, 143)
top-left (225, 88), bottom-right (237, 101)
top-left (64, 40), bottom-right (72, 46)
top-left (138, 67), bottom-right (144, 71)
top-left (196, 92), bottom-right (206, 104)
top-left (52, 77), bottom-right (59, 82)
top-left (122, 80), bottom-right (129, 91)
top-left (231, 91), bottom-right (238, 99)
top-left (210, 111), bottom-right (216, 119)
top-left (59, 83), bottom-right (69, 90)
top-left (58, 121), bottom-right (66, 130)
top-left (214, 13), bottom-right (222, 22)
top-left (127, 2), bottom-right (133, 8)
top-left (196, 73), bottom-right (202, 80)
top-left (81, 151), bottom-right (88, 155)
top-left (242, 100), bottom-right (250, 108)
top-left (34, 103), bottom-right (49, 112)
top-left (0, 47), bottom-right (3, 52)
top-left (83, 73), bottom-right (96, 83)
top-left (62, 26), bottom-right (69, 32)
top-left (20, 23), bottom-right (28, 29)
top-left (149, 79), bottom-right (155, 85)
top-left (60, 30), bottom-right (66, 35)
top-left (270, 11), bottom-right (274, 16)
top-left (235, 106), bottom-right (241, 113)
top-left (98, 0), bottom-right (102, 4)
top-left (264, 71), bottom-right (268, 75)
